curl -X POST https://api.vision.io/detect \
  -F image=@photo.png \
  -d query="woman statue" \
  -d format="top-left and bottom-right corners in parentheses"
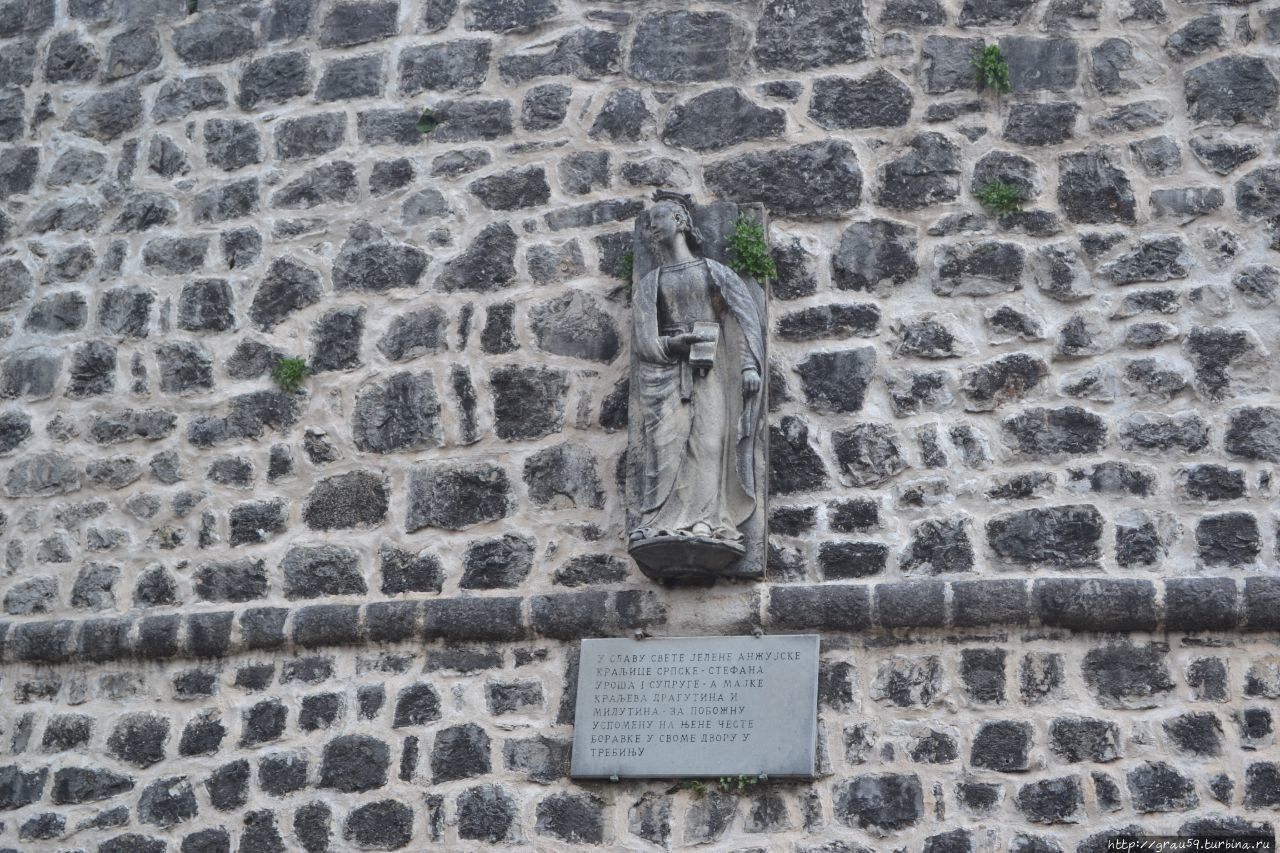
top-left (626, 192), bottom-right (767, 580)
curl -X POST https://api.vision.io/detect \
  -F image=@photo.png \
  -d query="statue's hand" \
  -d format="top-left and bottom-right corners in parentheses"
top-left (742, 368), bottom-right (761, 396)
top-left (667, 331), bottom-right (715, 356)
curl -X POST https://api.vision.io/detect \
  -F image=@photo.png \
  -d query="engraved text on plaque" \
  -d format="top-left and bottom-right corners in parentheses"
top-left (569, 634), bottom-right (820, 779)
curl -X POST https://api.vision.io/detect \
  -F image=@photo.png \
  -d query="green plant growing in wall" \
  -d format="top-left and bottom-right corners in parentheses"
top-left (975, 179), bottom-right (1026, 214)
top-left (680, 775), bottom-right (759, 797)
top-left (615, 250), bottom-right (634, 281)
top-left (272, 357), bottom-right (310, 393)
top-left (725, 214), bottom-right (776, 282)
top-left (972, 44), bottom-right (1011, 94)
top-left (416, 108), bottom-right (438, 134)
top-left (719, 774), bottom-right (760, 792)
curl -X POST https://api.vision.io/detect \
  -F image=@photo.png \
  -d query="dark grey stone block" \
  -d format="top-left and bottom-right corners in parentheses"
top-left (769, 584), bottom-right (871, 631)
top-left (1035, 578), bottom-right (1157, 631)
top-left (952, 579), bottom-right (1030, 626)
top-left (293, 605), bottom-right (363, 648)
top-left (876, 581), bottom-right (946, 628)
top-left (1165, 577), bottom-right (1239, 631)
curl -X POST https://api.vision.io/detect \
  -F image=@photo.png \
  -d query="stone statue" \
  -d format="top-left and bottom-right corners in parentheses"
top-left (625, 192), bottom-right (768, 583)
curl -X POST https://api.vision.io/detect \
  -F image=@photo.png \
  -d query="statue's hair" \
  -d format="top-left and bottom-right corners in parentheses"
top-left (651, 190), bottom-right (702, 251)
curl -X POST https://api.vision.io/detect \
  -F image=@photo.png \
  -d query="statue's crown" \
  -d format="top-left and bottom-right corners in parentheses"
top-left (652, 190), bottom-right (695, 219)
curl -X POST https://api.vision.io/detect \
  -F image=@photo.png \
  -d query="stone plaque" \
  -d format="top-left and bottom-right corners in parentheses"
top-left (569, 634), bottom-right (820, 779)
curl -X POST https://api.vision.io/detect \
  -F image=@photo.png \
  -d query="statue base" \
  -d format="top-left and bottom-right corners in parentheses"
top-left (628, 535), bottom-right (759, 585)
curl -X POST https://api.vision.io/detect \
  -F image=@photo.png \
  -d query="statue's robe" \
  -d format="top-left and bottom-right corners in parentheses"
top-left (628, 258), bottom-right (766, 541)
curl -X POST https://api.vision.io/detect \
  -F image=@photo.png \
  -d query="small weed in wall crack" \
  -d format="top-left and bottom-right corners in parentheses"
top-left (615, 250), bottom-right (634, 281)
top-left (972, 44), bottom-right (1011, 94)
top-left (976, 179), bottom-right (1026, 214)
top-left (416, 108), bottom-right (438, 134)
top-left (272, 357), bottom-right (309, 393)
top-left (720, 773), bottom-right (760, 792)
top-left (726, 215), bottom-right (775, 282)
top-left (675, 775), bottom-right (761, 798)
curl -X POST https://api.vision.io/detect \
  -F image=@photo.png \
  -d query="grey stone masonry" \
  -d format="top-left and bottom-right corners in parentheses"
top-left (0, 633), bottom-right (1275, 849)
top-left (1, 0), bottom-right (1279, 848)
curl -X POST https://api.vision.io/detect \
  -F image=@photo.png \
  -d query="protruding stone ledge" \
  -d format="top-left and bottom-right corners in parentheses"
top-left (765, 576), bottom-right (1279, 634)
top-left (529, 590), bottom-right (666, 640)
top-left (0, 590), bottom-right (665, 665)
top-left (1244, 577), bottom-right (1280, 630)
top-left (877, 580), bottom-right (946, 628)
top-left (768, 584), bottom-right (871, 631)
top-left (1035, 578), bottom-right (1158, 632)
top-left (425, 596), bottom-right (527, 642)
top-left (952, 579), bottom-right (1030, 627)
top-left (0, 579), bottom-right (1273, 666)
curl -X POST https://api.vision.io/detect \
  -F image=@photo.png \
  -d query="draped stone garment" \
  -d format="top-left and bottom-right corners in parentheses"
top-left (629, 257), bottom-right (766, 540)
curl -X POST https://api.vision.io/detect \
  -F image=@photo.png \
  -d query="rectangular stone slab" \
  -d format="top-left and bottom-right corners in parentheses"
top-left (569, 634), bottom-right (819, 779)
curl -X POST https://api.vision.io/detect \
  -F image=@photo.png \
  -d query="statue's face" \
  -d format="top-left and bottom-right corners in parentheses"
top-left (647, 202), bottom-right (685, 247)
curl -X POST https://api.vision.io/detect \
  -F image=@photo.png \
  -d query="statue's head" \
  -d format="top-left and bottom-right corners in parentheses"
top-left (648, 191), bottom-right (701, 252)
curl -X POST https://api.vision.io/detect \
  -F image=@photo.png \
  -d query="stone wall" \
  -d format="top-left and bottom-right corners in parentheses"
top-left (0, 0), bottom-right (1279, 848)
top-left (2, 632), bottom-right (1280, 850)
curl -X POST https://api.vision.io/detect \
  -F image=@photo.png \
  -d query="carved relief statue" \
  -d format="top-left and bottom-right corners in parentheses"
top-left (625, 192), bottom-right (768, 583)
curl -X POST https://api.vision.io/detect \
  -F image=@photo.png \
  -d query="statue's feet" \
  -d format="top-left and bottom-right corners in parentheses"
top-left (630, 524), bottom-right (742, 546)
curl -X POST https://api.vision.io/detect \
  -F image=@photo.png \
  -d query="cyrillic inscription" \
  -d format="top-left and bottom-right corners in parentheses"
top-left (570, 634), bottom-right (820, 779)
